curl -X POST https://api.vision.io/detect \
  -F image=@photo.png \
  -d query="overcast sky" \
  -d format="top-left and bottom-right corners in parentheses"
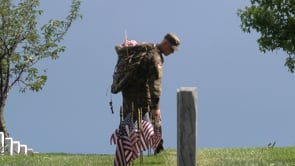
top-left (5, 0), bottom-right (295, 154)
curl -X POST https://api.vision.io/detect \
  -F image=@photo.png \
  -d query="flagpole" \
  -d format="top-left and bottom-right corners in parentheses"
top-left (124, 30), bottom-right (129, 56)
top-left (138, 108), bottom-right (143, 166)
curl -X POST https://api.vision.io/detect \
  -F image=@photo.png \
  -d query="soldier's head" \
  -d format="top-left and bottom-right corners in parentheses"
top-left (159, 32), bottom-right (180, 56)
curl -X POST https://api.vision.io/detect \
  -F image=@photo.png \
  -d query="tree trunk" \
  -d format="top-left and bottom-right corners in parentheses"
top-left (0, 99), bottom-right (9, 137)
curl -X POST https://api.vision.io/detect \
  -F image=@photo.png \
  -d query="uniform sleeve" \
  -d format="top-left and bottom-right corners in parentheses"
top-left (147, 53), bottom-right (163, 110)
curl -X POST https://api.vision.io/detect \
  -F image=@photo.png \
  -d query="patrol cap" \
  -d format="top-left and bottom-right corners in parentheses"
top-left (164, 32), bottom-right (180, 51)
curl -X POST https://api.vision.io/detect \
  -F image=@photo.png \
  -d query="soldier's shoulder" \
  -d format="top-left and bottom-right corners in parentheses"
top-left (134, 43), bottom-right (157, 53)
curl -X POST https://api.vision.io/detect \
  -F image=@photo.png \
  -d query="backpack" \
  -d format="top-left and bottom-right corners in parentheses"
top-left (111, 43), bottom-right (155, 94)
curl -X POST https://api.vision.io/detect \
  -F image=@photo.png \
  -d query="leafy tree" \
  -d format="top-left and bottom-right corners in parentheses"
top-left (0, 0), bottom-right (81, 137)
top-left (237, 0), bottom-right (295, 73)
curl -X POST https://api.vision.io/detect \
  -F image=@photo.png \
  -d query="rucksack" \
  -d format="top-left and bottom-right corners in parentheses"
top-left (111, 43), bottom-right (155, 94)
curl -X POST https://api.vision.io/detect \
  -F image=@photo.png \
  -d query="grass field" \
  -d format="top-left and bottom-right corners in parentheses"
top-left (1, 147), bottom-right (295, 166)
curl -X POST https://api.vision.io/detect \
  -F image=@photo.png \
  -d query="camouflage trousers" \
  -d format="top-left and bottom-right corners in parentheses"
top-left (122, 95), bottom-right (161, 134)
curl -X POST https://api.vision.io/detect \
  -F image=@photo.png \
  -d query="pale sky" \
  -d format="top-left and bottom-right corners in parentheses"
top-left (5, 0), bottom-right (295, 154)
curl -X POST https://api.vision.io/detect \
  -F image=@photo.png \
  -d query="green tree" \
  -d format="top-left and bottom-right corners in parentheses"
top-left (237, 0), bottom-right (295, 73)
top-left (0, 0), bottom-right (81, 137)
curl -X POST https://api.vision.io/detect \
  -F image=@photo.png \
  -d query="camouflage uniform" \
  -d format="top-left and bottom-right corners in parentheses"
top-left (121, 44), bottom-right (163, 126)
top-left (117, 33), bottom-right (180, 155)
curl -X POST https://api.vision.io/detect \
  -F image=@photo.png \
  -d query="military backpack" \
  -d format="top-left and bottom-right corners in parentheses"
top-left (111, 43), bottom-right (155, 94)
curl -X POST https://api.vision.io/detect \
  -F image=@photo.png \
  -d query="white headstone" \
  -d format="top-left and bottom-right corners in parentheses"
top-left (20, 144), bottom-right (27, 155)
top-left (4, 137), bottom-right (13, 156)
top-left (27, 148), bottom-right (34, 155)
top-left (13, 141), bottom-right (21, 155)
top-left (0, 132), bottom-right (4, 154)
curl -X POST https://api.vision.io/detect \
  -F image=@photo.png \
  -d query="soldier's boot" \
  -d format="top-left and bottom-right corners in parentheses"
top-left (154, 139), bottom-right (164, 154)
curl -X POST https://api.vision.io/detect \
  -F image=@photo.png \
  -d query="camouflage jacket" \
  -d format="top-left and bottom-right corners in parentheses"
top-left (121, 44), bottom-right (163, 112)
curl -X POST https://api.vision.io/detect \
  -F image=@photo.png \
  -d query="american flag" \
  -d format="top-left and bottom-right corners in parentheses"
top-left (111, 114), bottom-right (133, 166)
top-left (149, 113), bottom-right (162, 149)
top-left (110, 112), bottom-right (158, 165)
top-left (129, 118), bottom-right (154, 156)
top-left (151, 126), bottom-right (162, 149)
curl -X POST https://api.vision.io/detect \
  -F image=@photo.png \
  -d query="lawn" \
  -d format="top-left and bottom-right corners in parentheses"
top-left (1, 147), bottom-right (295, 166)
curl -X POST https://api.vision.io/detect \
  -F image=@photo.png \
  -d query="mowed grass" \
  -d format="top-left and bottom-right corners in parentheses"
top-left (198, 147), bottom-right (295, 166)
top-left (1, 147), bottom-right (295, 166)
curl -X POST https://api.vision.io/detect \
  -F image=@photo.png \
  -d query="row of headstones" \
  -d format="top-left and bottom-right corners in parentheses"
top-left (0, 132), bottom-right (35, 155)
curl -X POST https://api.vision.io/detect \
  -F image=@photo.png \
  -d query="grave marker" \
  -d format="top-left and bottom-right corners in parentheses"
top-left (13, 141), bottom-right (20, 155)
top-left (4, 137), bottom-right (13, 156)
top-left (177, 87), bottom-right (198, 166)
top-left (0, 132), bottom-right (3, 154)
top-left (20, 144), bottom-right (28, 155)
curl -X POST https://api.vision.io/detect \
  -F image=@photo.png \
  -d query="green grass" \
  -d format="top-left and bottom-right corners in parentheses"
top-left (0, 147), bottom-right (295, 166)
top-left (198, 147), bottom-right (295, 166)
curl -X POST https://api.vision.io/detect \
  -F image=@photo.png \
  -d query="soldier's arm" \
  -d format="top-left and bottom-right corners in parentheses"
top-left (148, 55), bottom-right (163, 110)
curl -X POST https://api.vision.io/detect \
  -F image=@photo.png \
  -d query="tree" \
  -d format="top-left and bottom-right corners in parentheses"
top-left (237, 0), bottom-right (295, 73)
top-left (0, 0), bottom-right (82, 137)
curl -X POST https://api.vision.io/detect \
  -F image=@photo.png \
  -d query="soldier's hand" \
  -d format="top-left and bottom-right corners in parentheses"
top-left (152, 108), bottom-right (161, 118)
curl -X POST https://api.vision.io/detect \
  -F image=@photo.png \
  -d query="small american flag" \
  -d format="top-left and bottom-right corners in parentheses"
top-left (151, 127), bottom-right (162, 149)
top-left (110, 112), bottom-right (159, 165)
top-left (112, 114), bottom-right (134, 166)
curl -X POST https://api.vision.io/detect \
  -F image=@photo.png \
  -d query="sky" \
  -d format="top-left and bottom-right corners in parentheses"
top-left (5, 0), bottom-right (295, 154)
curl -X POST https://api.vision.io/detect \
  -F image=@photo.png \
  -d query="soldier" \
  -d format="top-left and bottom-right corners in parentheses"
top-left (121, 32), bottom-right (180, 154)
